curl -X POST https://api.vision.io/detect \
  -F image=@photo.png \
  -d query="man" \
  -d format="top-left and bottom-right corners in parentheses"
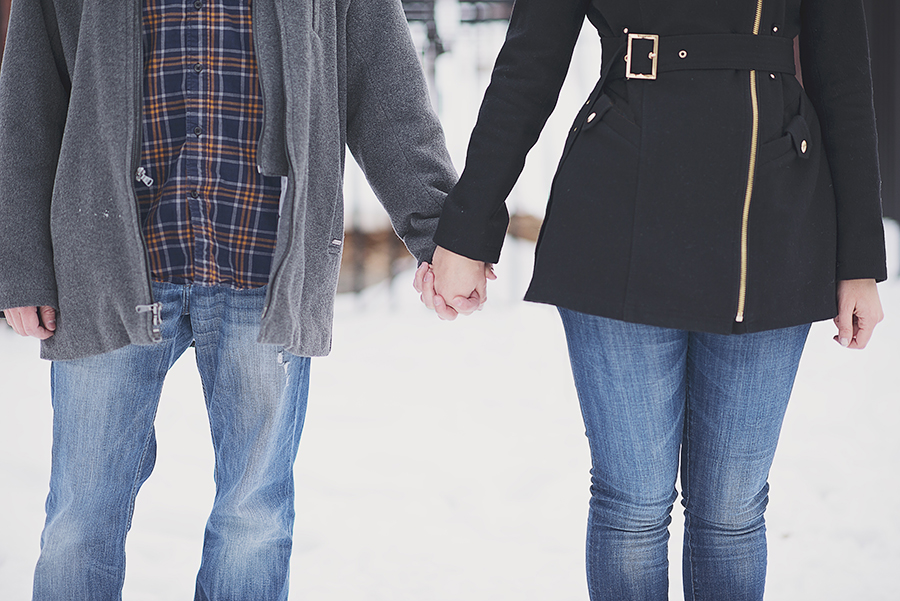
top-left (0, 0), bottom-right (455, 598)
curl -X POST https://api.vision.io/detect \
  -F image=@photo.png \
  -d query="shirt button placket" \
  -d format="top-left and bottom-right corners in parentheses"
top-left (186, 0), bottom-right (203, 279)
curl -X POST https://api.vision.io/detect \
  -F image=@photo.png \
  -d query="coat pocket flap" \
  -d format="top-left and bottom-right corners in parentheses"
top-left (582, 95), bottom-right (613, 131)
top-left (786, 114), bottom-right (812, 159)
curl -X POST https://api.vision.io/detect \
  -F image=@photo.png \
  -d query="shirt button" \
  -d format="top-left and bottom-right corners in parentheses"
top-left (194, 0), bottom-right (203, 9)
top-left (193, 126), bottom-right (203, 136)
top-left (190, 190), bottom-right (200, 199)
top-left (193, 63), bottom-right (204, 73)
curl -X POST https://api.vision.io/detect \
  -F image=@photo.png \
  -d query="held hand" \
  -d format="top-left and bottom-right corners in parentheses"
top-left (833, 279), bottom-right (883, 349)
top-left (433, 245), bottom-right (495, 316)
top-left (3, 306), bottom-right (57, 339)
top-left (412, 246), bottom-right (496, 321)
top-left (413, 262), bottom-right (461, 321)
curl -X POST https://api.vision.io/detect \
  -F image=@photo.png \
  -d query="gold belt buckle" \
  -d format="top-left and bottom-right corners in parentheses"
top-left (625, 33), bottom-right (659, 80)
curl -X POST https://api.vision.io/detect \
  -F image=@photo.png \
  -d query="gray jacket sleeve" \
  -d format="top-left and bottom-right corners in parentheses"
top-left (344, 0), bottom-right (456, 264)
top-left (0, 0), bottom-right (69, 311)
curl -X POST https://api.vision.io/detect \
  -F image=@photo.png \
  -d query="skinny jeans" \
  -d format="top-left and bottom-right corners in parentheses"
top-left (558, 308), bottom-right (810, 601)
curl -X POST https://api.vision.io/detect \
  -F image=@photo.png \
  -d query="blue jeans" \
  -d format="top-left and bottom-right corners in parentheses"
top-left (33, 283), bottom-right (311, 601)
top-left (558, 308), bottom-right (810, 601)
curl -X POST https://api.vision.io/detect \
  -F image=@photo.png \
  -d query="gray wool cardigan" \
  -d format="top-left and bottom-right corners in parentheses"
top-left (0, 0), bottom-right (456, 360)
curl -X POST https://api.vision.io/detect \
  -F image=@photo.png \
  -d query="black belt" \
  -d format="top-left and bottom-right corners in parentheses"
top-left (600, 33), bottom-right (797, 81)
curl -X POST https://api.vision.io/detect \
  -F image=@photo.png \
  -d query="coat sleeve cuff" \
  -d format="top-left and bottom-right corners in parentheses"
top-left (433, 205), bottom-right (505, 265)
top-left (835, 261), bottom-right (889, 283)
top-left (0, 288), bottom-right (60, 314)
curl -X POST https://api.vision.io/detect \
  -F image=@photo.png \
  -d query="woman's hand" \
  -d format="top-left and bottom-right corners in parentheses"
top-left (413, 246), bottom-right (496, 321)
top-left (834, 279), bottom-right (883, 349)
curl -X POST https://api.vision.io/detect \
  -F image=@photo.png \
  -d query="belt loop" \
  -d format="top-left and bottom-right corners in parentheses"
top-left (182, 284), bottom-right (191, 316)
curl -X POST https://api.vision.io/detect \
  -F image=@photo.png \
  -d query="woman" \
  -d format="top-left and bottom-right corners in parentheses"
top-left (415, 0), bottom-right (886, 599)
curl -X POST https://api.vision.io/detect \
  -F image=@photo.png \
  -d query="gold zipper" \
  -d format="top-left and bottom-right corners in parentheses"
top-left (735, 0), bottom-right (765, 323)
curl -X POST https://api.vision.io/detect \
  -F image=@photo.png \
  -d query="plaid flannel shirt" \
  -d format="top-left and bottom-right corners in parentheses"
top-left (136, 0), bottom-right (281, 289)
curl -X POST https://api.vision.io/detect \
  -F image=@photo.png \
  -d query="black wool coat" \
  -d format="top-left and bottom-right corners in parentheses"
top-left (434, 0), bottom-right (888, 334)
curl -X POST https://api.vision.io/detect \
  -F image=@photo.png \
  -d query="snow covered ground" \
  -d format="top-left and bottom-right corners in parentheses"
top-left (1, 228), bottom-right (898, 600)
top-left (2, 14), bottom-right (899, 601)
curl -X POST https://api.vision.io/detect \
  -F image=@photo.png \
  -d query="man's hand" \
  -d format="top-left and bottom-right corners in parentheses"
top-left (833, 279), bottom-right (883, 349)
top-left (414, 262), bottom-right (459, 320)
top-left (413, 246), bottom-right (496, 321)
top-left (3, 306), bottom-right (57, 339)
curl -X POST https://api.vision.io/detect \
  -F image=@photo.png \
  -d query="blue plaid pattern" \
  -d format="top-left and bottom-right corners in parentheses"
top-left (136, 0), bottom-right (282, 289)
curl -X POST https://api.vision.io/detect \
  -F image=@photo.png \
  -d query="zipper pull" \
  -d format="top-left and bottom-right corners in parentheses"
top-left (135, 167), bottom-right (155, 187)
top-left (135, 302), bottom-right (163, 338)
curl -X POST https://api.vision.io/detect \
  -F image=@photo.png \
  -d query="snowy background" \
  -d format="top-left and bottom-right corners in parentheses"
top-left (2, 15), bottom-right (900, 601)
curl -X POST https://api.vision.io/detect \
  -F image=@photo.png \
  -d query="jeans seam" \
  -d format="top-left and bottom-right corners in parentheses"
top-left (198, 375), bottom-right (220, 486)
top-left (683, 337), bottom-right (698, 601)
top-left (123, 345), bottom-right (173, 540)
top-left (125, 424), bottom-right (157, 535)
top-left (120, 382), bottom-right (165, 595)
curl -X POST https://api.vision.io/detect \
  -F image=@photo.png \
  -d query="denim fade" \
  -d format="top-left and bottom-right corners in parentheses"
top-left (559, 308), bottom-right (810, 601)
top-left (34, 283), bottom-right (310, 601)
